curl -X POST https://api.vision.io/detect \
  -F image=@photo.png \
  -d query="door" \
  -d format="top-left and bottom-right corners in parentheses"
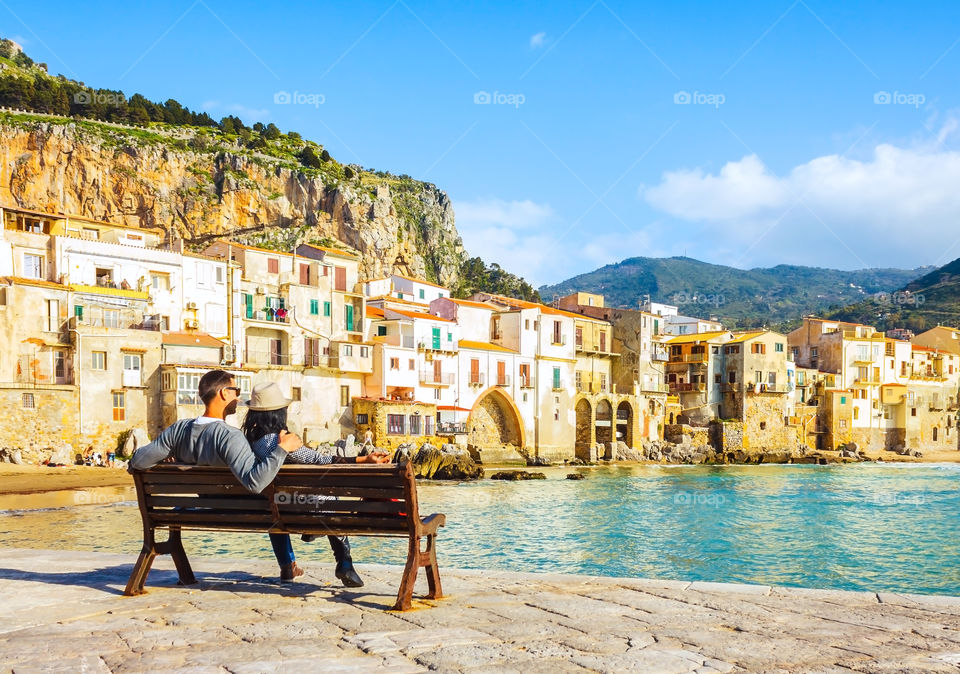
top-left (270, 339), bottom-right (282, 365)
top-left (432, 327), bottom-right (441, 350)
top-left (299, 263), bottom-right (310, 285)
top-left (470, 358), bottom-right (480, 385)
top-left (600, 331), bottom-right (606, 352)
top-left (433, 359), bottom-right (442, 384)
top-left (122, 353), bottom-right (142, 387)
top-left (497, 360), bottom-right (506, 386)
top-left (335, 266), bottom-right (347, 291)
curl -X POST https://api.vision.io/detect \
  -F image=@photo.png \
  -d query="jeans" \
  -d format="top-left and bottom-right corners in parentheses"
top-left (268, 534), bottom-right (351, 566)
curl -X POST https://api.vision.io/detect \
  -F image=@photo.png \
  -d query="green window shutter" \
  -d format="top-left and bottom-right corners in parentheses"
top-left (432, 327), bottom-right (441, 349)
top-left (310, 299), bottom-right (319, 315)
top-left (553, 367), bottom-right (560, 389)
top-left (377, 325), bottom-right (387, 336)
top-left (244, 294), bottom-right (253, 319)
top-left (323, 301), bottom-right (331, 317)
top-left (74, 305), bottom-right (83, 319)
top-left (279, 297), bottom-right (286, 310)
top-left (419, 289), bottom-right (425, 299)
top-left (447, 331), bottom-right (452, 342)
top-left (345, 304), bottom-right (354, 331)
top-left (840, 396), bottom-right (847, 404)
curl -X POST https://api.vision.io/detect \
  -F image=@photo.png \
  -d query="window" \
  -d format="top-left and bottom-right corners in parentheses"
top-left (714, 373), bottom-right (722, 384)
top-left (151, 274), bottom-right (170, 291)
top-left (377, 325), bottom-right (387, 336)
top-left (853, 407), bottom-right (859, 420)
top-left (21, 393), bottom-right (34, 409)
top-left (447, 331), bottom-right (453, 343)
top-left (767, 372), bottom-right (776, 385)
top-left (840, 396), bottom-right (847, 405)
top-left (390, 357), bottom-right (400, 370)
top-left (751, 343), bottom-right (766, 354)
top-left (334, 267), bottom-right (347, 291)
top-left (409, 415), bottom-right (422, 435)
top-left (104, 309), bottom-right (120, 328)
top-left (291, 387), bottom-right (301, 402)
top-left (343, 344), bottom-right (353, 357)
top-left (775, 343), bottom-right (784, 352)
top-left (122, 353), bottom-right (142, 386)
top-left (387, 414), bottom-right (405, 435)
top-left (433, 388), bottom-right (441, 400)
top-left (74, 305), bottom-right (84, 321)
top-left (811, 347), bottom-right (818, 357)
top-left (838, 419), bottom-right (847, 429)
top-left (323, 301), bottom-right (331, 317)
top-left (759, 421), bottom-right (766, 430)
top-left (553, 367), bottom-right (561, 390)
top-left (432, 327), bottom-right (441, 349)
top-left (23, 253), bottom-right (43, 279)
top-left (112, 391), bottom-right (125, 421)
top-left (216, 266), bottom-right (224, 284)
top-left (45, 299), bottom-right (59, 332)
top-left (520, 363), bottom-right (530, 387)
top-left (554, 409), bottom-right (560, 421)
top-left (911, 407), bottom-right (917, 417)
top-left (360, 346), bottom-right (369, 358)
top-left (356, 413), bottom-right (369, 425)
top-left (599, 373), bottom-right (607, 392)
top-left (91, 351), bottom-right (106, 370)
top-left (310, 299), bottom-right (319, 315)
top-left (419, 289), bottom-right (425, 300)
top-left (470, 358), bottom-right (481, 384)
top-left (304, 338), bottom-right (321, 366)
top-left (552, 320), bottom-right (562, 344)
top-left (728, 371), bottom-right (737, 384)
top-left (575, 327), bottom-right (583, 347)
top-left (340, 385), bottom-right (350, 407)
top-left (267, 258), bottom-right (279, 273)
top-left (525, 319), bottom-right (530, 330)
top-left (409, 359), bottom-right (415, 370)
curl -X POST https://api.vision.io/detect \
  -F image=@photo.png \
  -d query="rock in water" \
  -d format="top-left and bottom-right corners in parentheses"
top-left (412, 443), bottom-right (482, 480)
top-left (566, 473), bottom-right (585, 480)
top-left (489, 471), bottom-right (547, 481)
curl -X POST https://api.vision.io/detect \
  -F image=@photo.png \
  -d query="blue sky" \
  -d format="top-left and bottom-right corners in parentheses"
top-left (5, 1), bottom-right (960, 285)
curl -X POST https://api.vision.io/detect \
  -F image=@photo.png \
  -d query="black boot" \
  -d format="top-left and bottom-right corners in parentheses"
top-left (328, 535), bottom-right (364, 587)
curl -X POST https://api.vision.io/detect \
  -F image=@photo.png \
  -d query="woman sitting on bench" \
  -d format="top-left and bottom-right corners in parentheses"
top-left (241, 382), bottom-right (390, 586)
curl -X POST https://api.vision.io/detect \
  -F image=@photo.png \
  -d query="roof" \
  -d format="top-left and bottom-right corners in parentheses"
top-left (447, 298), bottom-right (496, 310)
top-left (475, 293), bottom-right (601, 321)
top-left (458, 339), bottom-right (518, 354)
top-left (666, 330), bottom-right (731, 344)
top-left (437, 405), bottom-right (471, 412)
top-left (2, 204), bottom-right (164, 234)
top-left (365, 306), bottom-right (385, 319)
top-left (727, 330), bottom-right (769, 344)
top-left (366, 295), bottom-right (431, 309)
top-left (0, 276), bottom-right (68, 291)
top-left (392, 273), bottom-right (447, 290)
top-left (298, 243), bottom-right (361, 260)
top-left (385, 307), bottom-right (455, 323)
top-left (162, 332), bottom-right (226, 348)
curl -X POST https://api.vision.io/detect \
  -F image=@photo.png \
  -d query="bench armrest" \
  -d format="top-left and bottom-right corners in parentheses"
top-left (418, 513), bottom-right (446, 536)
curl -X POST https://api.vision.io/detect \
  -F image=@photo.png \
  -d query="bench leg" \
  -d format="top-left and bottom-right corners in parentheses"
top-left (423, 533), bottom-right (442, 600)
top-left (392, 536), bottom-right (420, 611)
top-left (124, 546), bottom-right (157, 596)
top-left (167, 528), bottom-right (196, 586)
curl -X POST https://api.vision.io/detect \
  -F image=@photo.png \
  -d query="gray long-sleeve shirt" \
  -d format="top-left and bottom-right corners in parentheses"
top-left (128, 418), bottom-right (287, 493)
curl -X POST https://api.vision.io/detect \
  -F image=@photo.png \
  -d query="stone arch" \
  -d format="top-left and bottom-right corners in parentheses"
top-left (575, 397), bottom-right (593, 455)
top-left (467, 387), bottom-right (525, 452)
top-left (616, 400), bottom-right (634, 448)
top-left (595, 398), bottom-right (613, 448)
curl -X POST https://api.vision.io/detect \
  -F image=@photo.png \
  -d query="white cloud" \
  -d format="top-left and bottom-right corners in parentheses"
top-left (456, 198), bottom-right (553, 230)
top-left (641, 125), bottom-right (960, 269)
top-left (529, 32), bottom-right (547, 49)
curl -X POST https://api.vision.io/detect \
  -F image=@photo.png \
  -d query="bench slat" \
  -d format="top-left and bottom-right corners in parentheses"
top-left (275, 500), bottom-right (407, 515)
top-left (146, 496), bottom-right (273, 510)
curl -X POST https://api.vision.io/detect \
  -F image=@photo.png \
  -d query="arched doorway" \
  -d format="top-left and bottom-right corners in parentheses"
top-left (575, 398), bottom-right (593, 455)
top-left (933, 426), bottom-right (939, 442)
top-left (467, 389), bottom-right (524, 452)
top-left (595, 399), bottom-right (613, 453)
top-left (616, 401), bottom-right (633, 448)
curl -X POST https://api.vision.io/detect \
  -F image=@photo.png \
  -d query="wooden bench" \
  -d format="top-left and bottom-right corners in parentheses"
top-left (124, 461), bottom-right (445, 610)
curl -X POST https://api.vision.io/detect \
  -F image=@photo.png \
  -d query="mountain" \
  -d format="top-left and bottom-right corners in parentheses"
top-left (0, 38), bottom-right (537, 298)
top-left (825, 256), bottom-right (960, 331)
top-left (539, 256), bottom-right (931, 329)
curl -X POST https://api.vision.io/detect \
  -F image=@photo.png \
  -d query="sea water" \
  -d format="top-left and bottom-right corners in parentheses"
top-left (1, 463), bottom-right (958, 595)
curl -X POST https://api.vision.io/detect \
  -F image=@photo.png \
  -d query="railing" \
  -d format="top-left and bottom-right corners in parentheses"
top-left (669, 353), bottom-right (708, 364)
top-left (419, 370), bottom-right (455, 386)
top-left (519, 376), bottom-right (533, 388)
top-left (438, 422), bottom-right (467, 434)
top-left (468, 373), bottom-right (485, 387)
top-left (640, 382), bottom-right (669, 393)
top-left (71, 315), bottom-right (158, 331)
top-left (651, 347), bottom-right (670, 362)
top-left (246, 350), bottom-right (291, 366)
top-left (346, 319), bottom-right (363, 333)
top-left (121, 370), bottom-right (142, 387)
top-left (550, 335), bottom-right (567, 346)
top-left (248, 310), bottom-right (289, 324)
top-left (495, 374), bottom-right (511, 387)
top-left (303, 353), bottom-right (329, 368)
top-left (14, 361), bottom-right (72, 385)
top-left (670, 382), bottom-right (706, 392)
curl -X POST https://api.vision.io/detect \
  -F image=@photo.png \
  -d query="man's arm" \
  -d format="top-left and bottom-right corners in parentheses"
top-left (217, 428), bottom-right (296, 493)
top-left (128, 423), bottom-right (185, 472)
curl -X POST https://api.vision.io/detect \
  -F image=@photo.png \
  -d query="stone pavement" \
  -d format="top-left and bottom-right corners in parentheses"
top-left (1, 549), bottom-right (959, 672)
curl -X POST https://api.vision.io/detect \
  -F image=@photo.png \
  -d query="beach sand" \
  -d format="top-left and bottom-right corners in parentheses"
top-left (0, 464), bottom-right (132, 495)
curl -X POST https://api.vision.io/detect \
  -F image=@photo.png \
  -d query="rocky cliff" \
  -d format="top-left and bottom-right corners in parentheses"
top-left (0, 113), bottom-right (465, 284)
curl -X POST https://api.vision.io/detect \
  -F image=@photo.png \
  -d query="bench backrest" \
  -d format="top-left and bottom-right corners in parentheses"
top-left (133, 462), bottom-right (420, 537)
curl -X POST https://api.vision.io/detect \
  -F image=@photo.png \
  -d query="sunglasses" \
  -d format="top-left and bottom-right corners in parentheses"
top-left (222, 386), bottom-right (242, 394)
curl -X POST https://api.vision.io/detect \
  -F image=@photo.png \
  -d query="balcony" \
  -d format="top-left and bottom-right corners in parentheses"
top-left (550, 335), bottom-right (568, 346)
top-left (519, 376), bottom-right (533, 389)
top-left (495, 374), bottom-right (512, 387)
top-left (468, 373), bottom-right (486, 387)
top-left (670, 382), bottom-right (706, 393)
top-left (303, 353), bottom-right (330, 368)
top-left (247, 310), bottom-right (289, 325)
top-left (577, 342), bottom-right (615, 355)
top-left (438, 422), bottom-right (467, 435)
top-left (420, 369), bottom-right (455, 386)
top-left (651, 347), bottom-right (670, 362)
top-left (346, 319), bottom-right (363, 334)
top-left (640, 382), bottom-right (669, 393)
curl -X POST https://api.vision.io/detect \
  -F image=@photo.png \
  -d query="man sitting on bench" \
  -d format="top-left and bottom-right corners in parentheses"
top-left (129, 369), bottom-right (302, 494)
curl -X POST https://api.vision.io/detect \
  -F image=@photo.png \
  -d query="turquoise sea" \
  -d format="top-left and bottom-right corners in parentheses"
top-left (2, 463), bottom-right (958, 595)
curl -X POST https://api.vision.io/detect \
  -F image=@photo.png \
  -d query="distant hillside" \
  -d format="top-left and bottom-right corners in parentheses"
top-left (540, 256), bottom-right (930, 329)
top-left (826, 256), bottom-right (960, 331)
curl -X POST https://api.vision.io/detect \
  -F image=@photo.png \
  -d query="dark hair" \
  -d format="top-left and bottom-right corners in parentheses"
top-left (198, 370), bottom-right (234, 404)
top-left (242, 407), bottom-right (288, 444)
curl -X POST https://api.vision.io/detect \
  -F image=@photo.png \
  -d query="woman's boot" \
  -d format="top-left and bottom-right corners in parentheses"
top-left (327, 535), bottom-right (364, 587)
